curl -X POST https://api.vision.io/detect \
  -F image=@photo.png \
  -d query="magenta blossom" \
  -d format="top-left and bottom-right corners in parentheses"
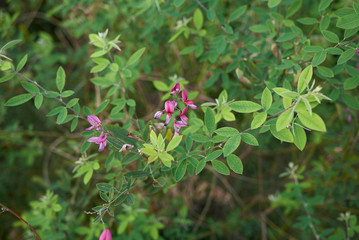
top-left (173, 120), bottom-right (188, 133)
top-left (86, 115), bottom-right (102, 131)
top-left (88, 132), bottom-right (107, 151)
top-left (356, 49), bottom-right (359, 55)
top-left (99, 229), bottom-right (112, 240)
top-left (164, 100), bottom-right (177, 126)
top-left (171, 83), bottom-right (181, 95)
top-left (182, 89), bottom-right (197, 109)
top-left (179, 106), bottom-right (188, 122)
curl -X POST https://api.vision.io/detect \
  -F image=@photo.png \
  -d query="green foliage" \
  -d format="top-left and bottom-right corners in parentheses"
top-left (1, 0), bottom-right (358, 239)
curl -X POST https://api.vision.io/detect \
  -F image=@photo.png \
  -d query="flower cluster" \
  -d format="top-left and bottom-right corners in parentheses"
top-left (86, 115), bottom-right (107, 151)
top-left (154, 83), bottom-right (197, 133)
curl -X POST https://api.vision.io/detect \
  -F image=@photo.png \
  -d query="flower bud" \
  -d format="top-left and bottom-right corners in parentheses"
top-left (154, 111), bottom-right (164, 119)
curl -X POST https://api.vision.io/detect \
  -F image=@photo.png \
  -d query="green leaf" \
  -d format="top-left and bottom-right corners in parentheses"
top-left (159, 152), bottom-right (173, 167)
top-left (223, 135), bottom-right (241, 157)
top-left (249, 24), bottom-right (268, 33)
top-left (319, 0), bottom-right (332, 12)
top-left (320, 15), bottom-right (330, 30)
top-left (196, 158), bottom-right (206, 175)
top-left (193, 8), bottom-right (203, 30)
top-left (312, 50), bottom-right (327, 66)
top-left (66, 98), bottom-right (79, 108)
top-left (229, 5), bottom-right (247, 22)
top-left (0, 73), bottom-right (16, 83)
top-left (5, 93), bottom-right (33, 106)
top-left (21, 82), bottom-right (39, 93)
top-left (141, 148), bottom-right (157, 156)
top-left (95, 100), bottom-right (110, 115)
top-left (0, 39), bottom-right (22, 53)
top-left (287, 0), bottom-right (302, 17)
top-left (207, 9), bottom-right (216, 21)
top-left (321, 30), bottom-right (339, 43)
top-left (167, 135), bottom-right (183, 151)
top-left (268, 0), bottom-right (282, 8)
top-left (298, 65), bottom-right (313, 93)
top-left (297, 17), bottom-right (318, 25)
top-left (344, 77), bottom-right (359, 90)
top-left (190, 134), bottom-right (210, 142)
top-left (56, 107), bottom-right (67, 124)
top-left (56, 66), bottom-right (66, 92)
top-left (206, 150), bottom-right (222, 162)
top-left (273, 87), bottom-right (299, 98)
top-left (61, 90), bottom-right (74, 98)
top-left (270, 125), bottom-right (293, 143)
top-left (297, 112), bottom-right (326, 132)
top-left (83, 169), bottom-right (93, 185)
top-left (293, 124), bottom-right (307, 151)
top-left (215, 127), bottom-right (239, 137)
top-left (337, 49), bottom-right (356, 65)
top-left (154, 81), bottom-right (169, 91)
top-left (227, 154), bottom-right (243, 174)
top-left (241, 133), bottom-right (259, 146)
top-left (261, 87), bottom-right (272, 111)
top-left (127, 48), bottom-right (146, 67)
top-left (229, 101), bottom-right (262, 113)
top-left (16, 54), bottom-right (28, 71)
top-left (71, 117), bottom-right (78, 132)
top-left (277, 32), bottom-right (298, 42)
top-left (150, 131), bottom-right (157, 146)
top-left (343, 93), bottom-right (359, 110)
top-left (276, 110), bottom-right (294, 131)
top-left (211, 160), bottom-right (230, 175)
top-left (337, 14), bottom-right (359, 29)
top-left (175, 161), bottom-right (187, 182)
top-left (316, 66), bottom-right (334, 78)
top-left (251, 112), bottom-right (267, 129)
top-left (326, 47), bottom-right (343, 55)
top-left (90, 64), bottom-right (108, 73)
top-left (34, 94), bottom-right (43, 109)
top-left (303, 46), bottom-right (324, 53)
top-left (205, 108), bottom-right (216, 135)
top-left (96, 183), bottom-right (113, 192)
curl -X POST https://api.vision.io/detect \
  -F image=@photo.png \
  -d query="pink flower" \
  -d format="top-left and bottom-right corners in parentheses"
top-left (173, 120), bottom-right (188, 133)
top-left (182, 89), bottom-right (197, 109)
top-left (164, 100), bottom-right (177, 126)
top-left (356, 49), bottom-right (359, 55)
top-left (171, 83), bottom-right (181, 95)
top-left (86, 115), bottom-right (102, 131)
top-left (88, 132), bottom-right (107, 151)
top-left (179, 106), bottom-right (188, 122)
top-left (99, 229), bottom-right (112, 240)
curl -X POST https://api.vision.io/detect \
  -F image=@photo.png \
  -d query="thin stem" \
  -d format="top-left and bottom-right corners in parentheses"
top-left (338, 36), bottom-right (359, 48)
top-left (292, 175), bottom-right (320, 240)
top-left (345, 218), bottom-right (350, 240)
top-left (10, 68), bottom-right (86, 120)
top-left (0, 202), bottom-right (42, 240)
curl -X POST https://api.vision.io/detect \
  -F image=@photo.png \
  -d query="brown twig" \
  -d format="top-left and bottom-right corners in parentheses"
top-left (0, 202), bottom-right (42, 240)
top-left (338, 36), bottom-right (359, 48)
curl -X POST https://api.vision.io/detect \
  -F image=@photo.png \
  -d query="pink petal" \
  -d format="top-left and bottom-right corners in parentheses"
top-left (171, 83), bottom-right (181, 95)
top-left (86, 126), bottom-right (95, 131)
top-left (182, 89), bottom-right (188, 101)
top-left (165, 113), bottom-right (172, 126)
top-left (98, 142), bottom-right (105, 151)
top-left (165, 101), bottom-right (175, 114)
top-left (87, 115), bottom-right (101, 126)
top-left (99, 229), bottom-right (112, 240)
top-left (88, 136), bottom-right (100, 143)
top-left (188, 104), bottom-right (198, 109)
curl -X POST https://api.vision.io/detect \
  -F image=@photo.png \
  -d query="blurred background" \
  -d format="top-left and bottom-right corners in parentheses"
top-left (0, 0), bottom-right (358, 239)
